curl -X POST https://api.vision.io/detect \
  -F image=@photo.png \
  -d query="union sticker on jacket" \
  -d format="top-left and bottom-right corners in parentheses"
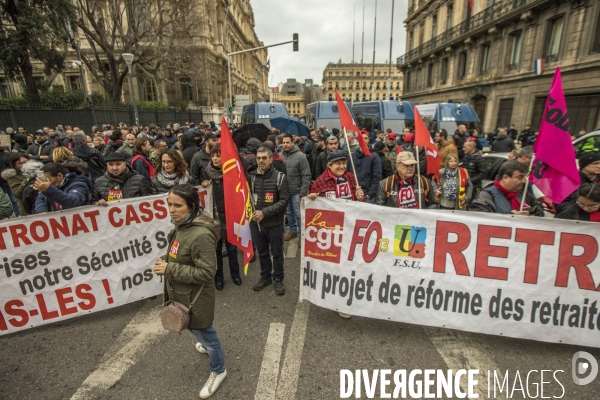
top-left (169, 241), bottom-right (180, 258)
top-left (265, 192), bottom-right (274, 202)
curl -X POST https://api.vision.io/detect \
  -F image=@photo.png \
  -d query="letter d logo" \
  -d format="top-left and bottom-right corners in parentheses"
top-left (572, 351), bottom-right (598, 385)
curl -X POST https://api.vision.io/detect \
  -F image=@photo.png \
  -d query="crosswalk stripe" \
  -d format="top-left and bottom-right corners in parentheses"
top-left (254, 323), bottom-right (286, 400)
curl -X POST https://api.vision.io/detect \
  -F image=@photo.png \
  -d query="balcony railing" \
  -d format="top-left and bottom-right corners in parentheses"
top-left (398, 0), bottom-right (529, 67)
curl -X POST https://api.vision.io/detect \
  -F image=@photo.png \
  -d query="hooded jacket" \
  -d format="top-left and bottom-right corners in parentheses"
top-left (349, 150), bottom-right (383, 199)
top-left (281, 145), bottom-right (311, 196)
top-left (190, 147), bottom-right (212, 184)
top-left (240, 138), bottom-right (262, 173)
top-left (0, 187), bottom-right (12, 219)
top-left (130, 150), bottom-right (154, 183)
top-left (71, 143), bottom-right (106, 182)
top-left (461, 150), bottom-right (488, 188)
top-left (92, 167), bottom-right (156, 202)
top-left (180, 133), bottom-right (199, 166)
top-left (163, 213), bottom-right (220, 330)
top-left (102, 139), bottom-right (124, 157)
top-left (26, 140), bottom-right (55, 164)
top-left (34, 172), bottom-right (92, 213)
top-left (1, 168), bottom-right (28, 215)
top-left (12, 134), bottom-right (28, 154)
top-left (491, 134), bottom-right (516, 153)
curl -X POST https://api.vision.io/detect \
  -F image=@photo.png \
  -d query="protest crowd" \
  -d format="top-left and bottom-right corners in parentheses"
top-left (0, 83), bottom-right (598, 397)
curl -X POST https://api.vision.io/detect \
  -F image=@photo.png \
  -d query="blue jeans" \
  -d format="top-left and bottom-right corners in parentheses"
top-left (190, 324), bottom-right (226, 374)
top-left (366, 197), bottom-right (375, 204)
top-left (286, 194), bottom-right (302, 239)
top-left (5, 188), bottom-right (19, 216)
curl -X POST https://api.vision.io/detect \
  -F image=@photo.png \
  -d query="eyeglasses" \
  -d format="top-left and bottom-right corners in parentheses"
top-left (576, 201), bottom-right (600, 210)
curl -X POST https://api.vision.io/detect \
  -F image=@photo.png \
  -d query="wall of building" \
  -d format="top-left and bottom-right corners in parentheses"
top-left (398, 0), bottom-right (600, 133)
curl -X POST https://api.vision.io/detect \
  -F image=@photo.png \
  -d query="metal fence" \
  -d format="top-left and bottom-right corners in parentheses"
top-left (0, 106), bottom-right (203, 133)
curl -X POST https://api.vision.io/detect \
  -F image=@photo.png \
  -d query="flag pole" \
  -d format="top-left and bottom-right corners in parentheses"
top-left (414, 146), bottom-right (423, 209)
top-left (519, 154), bottom-right (536, 212)
top-left (343, 127), bottom-right (360, 189)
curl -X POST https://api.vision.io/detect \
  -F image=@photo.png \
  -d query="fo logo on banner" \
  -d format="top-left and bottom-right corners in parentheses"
top-left (393, 225), bottom-right (426, 258)
top-left (305, 209), bottom-right (344, 263)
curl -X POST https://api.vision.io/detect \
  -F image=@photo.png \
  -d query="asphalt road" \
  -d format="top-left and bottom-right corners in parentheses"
top-left (1, 237), bottom-right (599, 400)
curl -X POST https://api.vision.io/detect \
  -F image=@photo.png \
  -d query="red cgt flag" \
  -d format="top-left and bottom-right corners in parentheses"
top-left (413, 108), bottom-right (440, 179)
top-left (335, 89), bottom-right (371, 157)
top-left (220, 117), bottom-right (254, 274)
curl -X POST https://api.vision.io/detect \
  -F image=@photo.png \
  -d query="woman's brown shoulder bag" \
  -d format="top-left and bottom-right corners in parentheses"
top-left (160, 284), bottom-right (204, 333)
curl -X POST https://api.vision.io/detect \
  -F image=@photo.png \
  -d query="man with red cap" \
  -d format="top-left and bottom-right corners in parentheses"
top-left (383, 132), bottom-right (400, 165)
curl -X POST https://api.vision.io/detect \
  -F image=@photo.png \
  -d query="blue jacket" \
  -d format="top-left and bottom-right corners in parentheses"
top-left (350, 150), bottom-right (382, 199)
top-left (34, 172), bottom-right (92, 213)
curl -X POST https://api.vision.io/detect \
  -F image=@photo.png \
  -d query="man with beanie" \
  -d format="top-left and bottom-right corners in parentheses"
top-left (71, 132), bottom-right (106, 182)
top-left (26, 129), bottom-right (55, 164)
top-left (555, 153), bottom-right (600, 214)
top-left (93, 152), bottom-right (155, 205)
top-left (180, 132), bottom-right (200, 166)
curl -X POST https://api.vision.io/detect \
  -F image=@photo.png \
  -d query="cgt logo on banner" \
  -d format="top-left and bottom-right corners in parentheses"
top-left (304, 209), bottom-right (344, 264)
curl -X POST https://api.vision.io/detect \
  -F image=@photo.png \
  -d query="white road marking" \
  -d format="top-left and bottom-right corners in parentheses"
top-left (425, 327), bottom-right (506, 400)
top-left (285, 239), bottom-right (299, 259)
top-left (254, 323), bottom-right (285, 400)
top-left (70, 303), bottom-right (165, 400)
top-left (276, 300), bottom-right (310, 400)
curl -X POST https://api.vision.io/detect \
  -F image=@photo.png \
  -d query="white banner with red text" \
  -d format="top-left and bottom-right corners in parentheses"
top-left (0, 187), bottom-right (212, 336)
top-left (300, 197), bottom-right (600, 348)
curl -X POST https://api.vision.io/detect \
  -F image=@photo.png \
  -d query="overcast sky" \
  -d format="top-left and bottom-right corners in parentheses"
top-left (250, 0), bottom-right (408, 87)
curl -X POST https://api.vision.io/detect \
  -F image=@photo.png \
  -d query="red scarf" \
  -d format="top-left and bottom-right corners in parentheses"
top-left (327, 170), bottom-right (354, 200)
top-left (590, 211), bottom-right (600, 222)
top-left (493, 180), bottom-right (522, 210)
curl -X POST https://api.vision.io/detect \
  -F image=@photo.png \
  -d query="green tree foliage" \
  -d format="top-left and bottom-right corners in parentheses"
top-left (0, 0), bottom-right (77, 107)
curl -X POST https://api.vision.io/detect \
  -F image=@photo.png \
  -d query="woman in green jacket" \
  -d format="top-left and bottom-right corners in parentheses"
top-left (153, 184), bottom-right (227, 399)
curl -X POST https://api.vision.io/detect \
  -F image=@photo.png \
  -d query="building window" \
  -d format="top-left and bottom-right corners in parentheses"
top-left (431, 14), bottom-right (438, 39)
top-left (446, 3), bottom-right (453, 31)
top-left (509, 31), bottom-right (522, 69)
top-left (139, 78), bottom-right (157, 101)
top-left (416, 68), bottom-right (422, 91)
top-left (179, 77), bottom-right (192, 101)
top-left (427, 63), bottom-right (434, 88)
top-left (545, 15), bottom-right (564, 62)
top-left (336, 72), bottom-right (340, 76)
top-left (496, 99), bottom-right (514, 128)
top-left (0, 79), bottom-right (11, 99)
top-left (69, 76), bottom-right (81, 91)
top-left (406, 71), bottom-right (412, 92)
top-left (441, 57), bottom-right (449, 84)
top-left (409, 30), bottom-right (414, 51)
top-left (592, 9), bottom-right (600, 54)
top-left (480, 43), bottom-right (491, 75)
top-left (342, 72), bottom-right (346, 76)
top-left (329, 72), bottom-right (332, 77)
top-left (419, 21), bottom-right (425, 45)
top-left (457, 51), bottom-right (468, 80)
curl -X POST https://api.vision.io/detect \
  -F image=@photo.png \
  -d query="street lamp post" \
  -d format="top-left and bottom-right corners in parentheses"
top-left (122, 53), bottom-right (139, 127)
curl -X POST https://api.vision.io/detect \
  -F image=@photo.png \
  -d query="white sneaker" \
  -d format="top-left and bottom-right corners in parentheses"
top-left (195, 342), bottom-right (207, 354)
top-left (199, 370), bottom-right (227, 399)
top-left (338, 312), bottom-right (352, 319)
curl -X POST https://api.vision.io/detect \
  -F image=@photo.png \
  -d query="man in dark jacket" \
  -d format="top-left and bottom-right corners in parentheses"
top-left (555, 153), bottom-right (600, 214)
top-left (12, 133), bottom-right (28, 154)
top-left (191, 132), bottom-right (219, 183)
top-left (308, 134), bottom-right (327, 180)
top-left (454, 124), bottom-right (468, 160)
top-left (491, 128), bottom-right (516, 153)
top-left (26, 129), bottom-right (55, 164)
top-left (281, 134), bottom-right (311, 241)
top-left (461, 141), bottom-right (488, 191)
top-left (180, 132), bottom-right (199, 167)
top-left (71, 132), bottom-right (106, 183)
top-left (163, 127), bottom-right (178, 148)
top-left (314, 135), bottom-right (340, 179)
top-left (93, 152), bottom-right (155, 204)
top-left (239, 137), bottom-right (262, 174)
top-left (470, 160), bottom-right (544, 216)
top-left (519, 124), bottom-right (535, 145)
top-left (349, 139), bottom-right (382, 203)
top-left (249, 146), bottom-right (290, 296)
top-left (373, 141), bottom-right (394, 178)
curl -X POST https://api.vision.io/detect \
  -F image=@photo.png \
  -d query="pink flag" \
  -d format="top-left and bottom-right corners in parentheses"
top-left (530, 67), bottom-right (580, 204)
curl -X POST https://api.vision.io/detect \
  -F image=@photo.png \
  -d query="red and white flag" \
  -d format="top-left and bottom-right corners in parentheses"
top-left (414, 108), bottom-right (440, 179)
top-left (220, 117), bottom-right (254, 274)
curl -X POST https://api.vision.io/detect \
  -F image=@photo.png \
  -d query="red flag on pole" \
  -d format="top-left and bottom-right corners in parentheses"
top-left (220, 117), bottom-right (254, 274)
top-left (335, 89), bottom-right (372, 156)
top-left (413, 108), bottom-right (440, 179)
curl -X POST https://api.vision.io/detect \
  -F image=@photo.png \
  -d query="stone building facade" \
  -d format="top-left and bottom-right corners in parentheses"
top-left (397, 0), bottom-right (600, 133)
top-left (0, 0), bottom-right (269, 122)
top-left (277, 78), bottom-right (322, 117)
top-left (321, 60), bottom-right (403, 104)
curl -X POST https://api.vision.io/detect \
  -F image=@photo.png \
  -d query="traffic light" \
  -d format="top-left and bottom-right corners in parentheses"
top-left (293, 33), bottom-right (298, 51)
top-left (231, 95), bottom-right (236, 107)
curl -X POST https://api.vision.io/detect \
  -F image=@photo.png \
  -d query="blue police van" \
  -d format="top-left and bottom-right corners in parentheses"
top-left (351, 100), bottom-right (416, 137)
top-left (414, 103), bottom-right (482, 136)
top-left (304, 101), bottom-right (355, 132)
top-left (241, 102), bottom-right (290, 128)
